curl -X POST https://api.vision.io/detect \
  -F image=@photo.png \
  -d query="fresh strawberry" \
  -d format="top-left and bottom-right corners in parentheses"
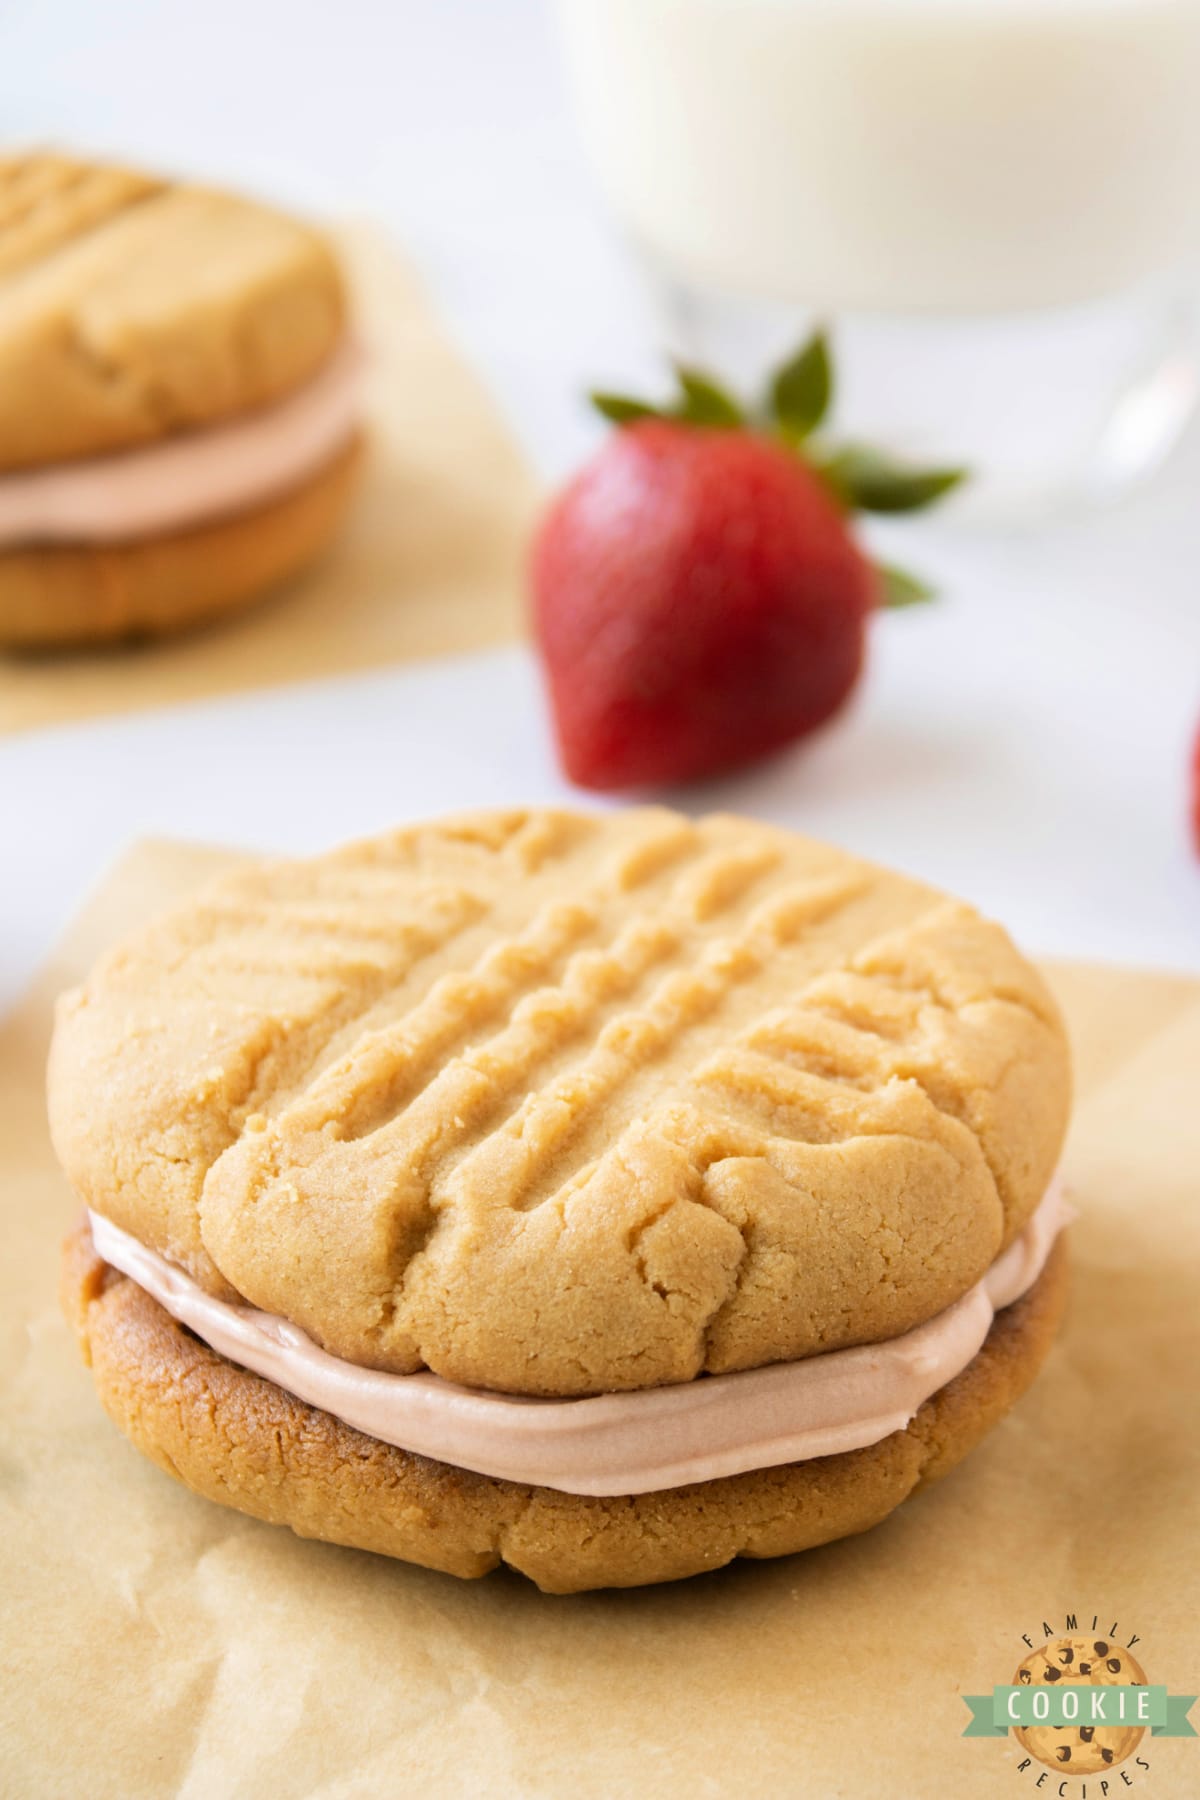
top-left (531, 333), bottom-right (963, 790)
top-left (534, 422), bottom-right (874, 788)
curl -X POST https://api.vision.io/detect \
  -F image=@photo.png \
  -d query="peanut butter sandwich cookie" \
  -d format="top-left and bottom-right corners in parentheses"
top-left (51, 808), bottom-right (1072, 1592)
top-left (0, 151), bottom-right (361, 647)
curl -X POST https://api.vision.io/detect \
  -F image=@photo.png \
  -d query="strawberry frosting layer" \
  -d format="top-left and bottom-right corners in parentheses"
top-left (0, 341), bottom-right (362, 548)
top-left (88, 1178), bottom-right (1067, 1497)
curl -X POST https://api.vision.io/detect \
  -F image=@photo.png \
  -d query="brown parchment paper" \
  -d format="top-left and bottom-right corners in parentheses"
top-left (2, 840), bottom-right (1198, 1799)
top-left (0, 228), bottom-right (538, 736)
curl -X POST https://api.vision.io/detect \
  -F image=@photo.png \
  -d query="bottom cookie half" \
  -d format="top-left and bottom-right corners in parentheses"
top-left (62, 1219), bottom-right (1068, 1594)
top-left (0, 437), bottom-right (361, 649)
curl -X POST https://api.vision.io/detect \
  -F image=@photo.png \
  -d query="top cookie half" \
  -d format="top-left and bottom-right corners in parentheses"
top-left (48, 808), bottom-right (1071, 1397)
top-left (0, 152), bottom-right (346, 470)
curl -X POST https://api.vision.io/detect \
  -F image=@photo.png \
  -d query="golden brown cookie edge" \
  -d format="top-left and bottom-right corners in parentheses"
top-left (0, 435), bottom-right (362, 648)
top-left (61, 1216), bottom-right (1069, 1594)
top-left (0, 157), bottom-right (349, 469)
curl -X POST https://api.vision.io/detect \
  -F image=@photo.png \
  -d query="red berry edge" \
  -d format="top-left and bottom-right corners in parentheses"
top-left (590, 328), bottom-right (969, 607)
top-left (1191, 723), bottom-right (1200, 856)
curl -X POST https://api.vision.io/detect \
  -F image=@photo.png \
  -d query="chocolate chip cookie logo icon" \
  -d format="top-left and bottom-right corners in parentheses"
top-left (962, 1617), bottom-right (1196, 1791)
top-left (1011, 1638), bottom-right (1150, 1776)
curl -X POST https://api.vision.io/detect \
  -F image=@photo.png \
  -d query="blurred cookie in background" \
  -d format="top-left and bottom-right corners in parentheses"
top-left (0, 151), bottom-right (363, 648)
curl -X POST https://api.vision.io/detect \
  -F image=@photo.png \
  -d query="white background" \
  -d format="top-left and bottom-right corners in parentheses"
top-left (1, 0), bottom-right (1198, 1010)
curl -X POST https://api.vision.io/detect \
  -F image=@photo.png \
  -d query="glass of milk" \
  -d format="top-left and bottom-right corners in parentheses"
top-left (555, 0), bottom-right (1200, 517)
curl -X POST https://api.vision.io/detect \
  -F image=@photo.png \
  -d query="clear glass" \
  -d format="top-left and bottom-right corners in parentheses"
top-left (648, 264), bottom-right (1200, 522)
top-left (555, 0), bottom-right (1200, 518)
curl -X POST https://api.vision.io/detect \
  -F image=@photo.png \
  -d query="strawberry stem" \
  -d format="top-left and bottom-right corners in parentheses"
top-left (587, 333), bottom-right (969, 534)
top-left (769, 329), bottom-right (832, 440)
top-left (876, 562), bottom-right (938, 609)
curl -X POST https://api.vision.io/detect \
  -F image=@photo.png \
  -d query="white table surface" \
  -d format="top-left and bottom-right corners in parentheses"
top-left (1, 0), bottom-right (1198, 1012)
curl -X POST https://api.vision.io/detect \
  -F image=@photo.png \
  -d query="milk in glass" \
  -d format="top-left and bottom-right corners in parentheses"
top-left (558, 0), bottom-right (1200, 512)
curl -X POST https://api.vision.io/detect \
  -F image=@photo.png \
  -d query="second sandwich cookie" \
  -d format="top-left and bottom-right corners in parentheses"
top-left (0, 151), bottom-right (362, 647)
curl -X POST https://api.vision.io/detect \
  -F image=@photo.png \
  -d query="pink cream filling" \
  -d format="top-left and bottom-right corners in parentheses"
top-left (88, 1178), bottom-right (1068, 1497)
top-left (0, 340), bottom-right (363, 548)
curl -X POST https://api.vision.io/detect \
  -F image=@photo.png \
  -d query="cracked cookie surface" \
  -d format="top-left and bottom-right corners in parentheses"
top-left (48, 807), bottom-right (1071, 1397)
top-left (0, 151), bottom-right (345, 471)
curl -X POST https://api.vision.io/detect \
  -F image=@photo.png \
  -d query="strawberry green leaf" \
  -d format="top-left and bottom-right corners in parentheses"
top-left (876, 562), bottom-right (937, 609)
top-left (770, 329), bottom-right (832, 439)
top-left (673, 366), bottom-right (745, 427)
top-left (590, 391), bottom-right (665, 425)
top-left (821, 445), bottom-right (967, 514)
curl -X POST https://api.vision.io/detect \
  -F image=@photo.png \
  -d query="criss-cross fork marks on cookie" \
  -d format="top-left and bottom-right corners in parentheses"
top-left (49, 808), bottom-right (1071, 1398)
top-left (0, 153), bottom-right (165, 281)
top-left (0, 149), bottom-right (346, 478)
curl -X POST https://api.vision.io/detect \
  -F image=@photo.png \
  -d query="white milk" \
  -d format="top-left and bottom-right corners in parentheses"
top-left (558, 0), bottom-right (1200, 315)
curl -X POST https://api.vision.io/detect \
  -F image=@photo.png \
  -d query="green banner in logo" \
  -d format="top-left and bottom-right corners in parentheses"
top-left (962, 1687), bottom-right (1196, 1738)
top-left (1154, 1694), bottom-right (1200, 1739)
top-left (961, 1695), bottom-right (1008, 1739)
